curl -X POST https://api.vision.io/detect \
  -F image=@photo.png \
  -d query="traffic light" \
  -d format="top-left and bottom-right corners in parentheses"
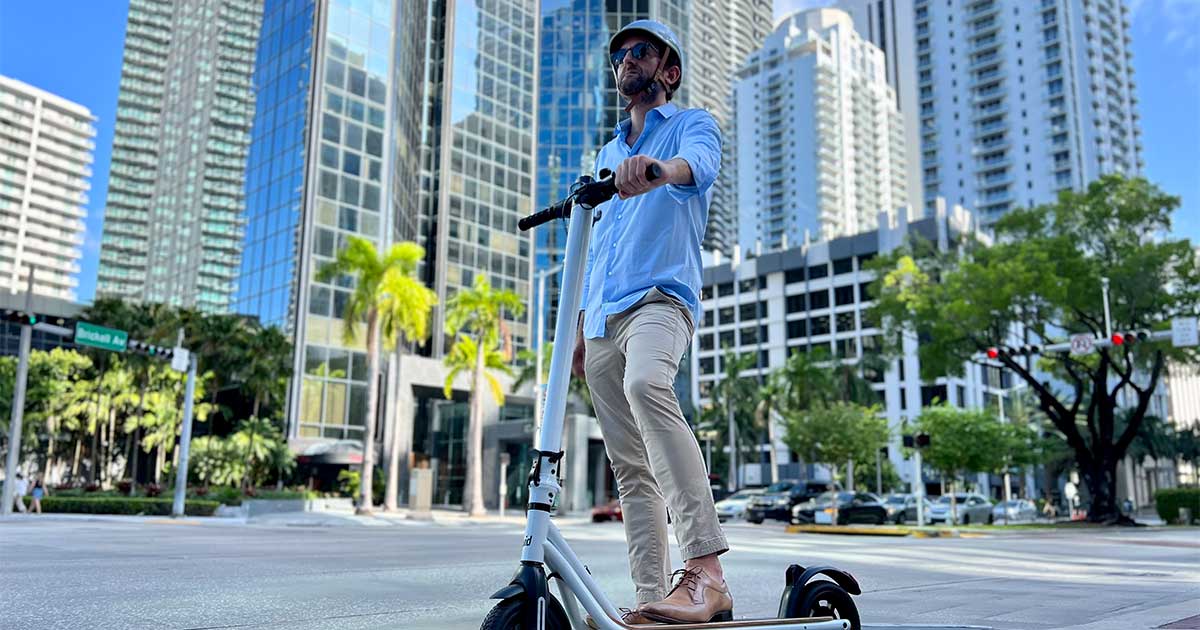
top-left (903, 433), bottom-right (931, 449)
top-left (2, 309), bottom-right (38, 326)
top-left (1111, 331), bottom-right (1150, 347)
top-left (986, 344), bottom-right (1041, 359)
top-left (127, 340), bottom-right (174, 359)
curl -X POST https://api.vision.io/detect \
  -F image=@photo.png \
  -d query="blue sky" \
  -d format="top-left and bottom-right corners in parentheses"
top-left (0, 0), bottom-right (1196, 304)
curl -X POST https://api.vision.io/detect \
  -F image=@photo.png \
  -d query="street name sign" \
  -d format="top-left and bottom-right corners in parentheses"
top-left (74, 322), bottom-right (128, 352)
top-left (1173, 316), bottom-right (1198, 348)
top-left (1069, 334), bottom-right (1095, 356)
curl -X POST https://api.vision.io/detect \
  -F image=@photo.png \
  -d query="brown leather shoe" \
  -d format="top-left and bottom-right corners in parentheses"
top-left (584, 607), bottom-right (658, 628)
top-left (639, 567), bottom-right (733, 624)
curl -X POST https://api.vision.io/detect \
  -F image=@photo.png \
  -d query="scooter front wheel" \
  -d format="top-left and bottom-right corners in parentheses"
top-left (481, 596), bottom-right (572, 629)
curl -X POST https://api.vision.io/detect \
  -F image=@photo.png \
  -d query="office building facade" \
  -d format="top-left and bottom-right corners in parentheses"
top-left (0, 77), bottom-right (95, 302)
top-left (734, 9), bottom-right (908, 252)
top-left (692, 200), bottom-right (1001, 487)
top-left (98, 0), bottom-right (263, 312)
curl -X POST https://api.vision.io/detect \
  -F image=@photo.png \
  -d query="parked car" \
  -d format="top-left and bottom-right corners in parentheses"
top-left (715, 488), bottom-right (765, 522)
top-left (792, 491), bottom-right (889, 525)
top-left (992, 499), bottom-right (1038, 523)
top-left (882, 493), bottom-right (934, 524)
top-left (927, 493), bottom-right (993, 525)
top-left (591, 499), bottom-right (622, 523)
top-left (746, 480), bottom-right (839, 524)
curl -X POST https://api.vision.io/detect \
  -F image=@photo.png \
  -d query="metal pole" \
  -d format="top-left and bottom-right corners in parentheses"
top-left (1100, 277), bottom-right (1112, 340)
top-left (1000, 390), bottom-right (1011, 523)
top-left (2, 271), bottom-right (34, 516)
top-left (875, 447), bottom-right (883, 495)
top-left (913, 449), bottom-right (925, 527)
top-left (499, 458), bottom-right (508, 518)
top-left (534, 271), bottom-right (547, 449)
top-left (727, 403), bottom-right (737, 492)
top-left (172, 354), bottom-right (198, 517)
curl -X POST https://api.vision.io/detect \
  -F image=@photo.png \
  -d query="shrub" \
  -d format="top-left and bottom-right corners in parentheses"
top-left (1155, 488), bottom-right (1200, 524)
top-left (84, 482), bottom-right (102, 493)
top-left (144, 483), bottom-right (163, 497)
top-left (22, 496), bottom-right (218, 516)
top-left (117, 480), bottom-right (133, 494)
top-left (211, 486), bottom-right (243, 506)
top-left (191, 486), bottom-right (210, 497)
top-left (250, 488), bottom-right (317, 501)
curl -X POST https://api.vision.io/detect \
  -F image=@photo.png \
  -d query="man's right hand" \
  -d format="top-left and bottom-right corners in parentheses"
top-left (572, 314), bottom-right (586, 380)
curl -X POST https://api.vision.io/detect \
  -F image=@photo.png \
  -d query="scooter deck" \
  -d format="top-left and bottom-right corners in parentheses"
top-left (620, 616), bottom-right (839, 629)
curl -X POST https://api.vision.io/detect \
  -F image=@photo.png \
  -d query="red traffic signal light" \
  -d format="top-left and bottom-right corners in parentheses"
top-left (987, 347), bottom-right (999, 359)
top-left (1111, 333), bottom-right (1124, 346)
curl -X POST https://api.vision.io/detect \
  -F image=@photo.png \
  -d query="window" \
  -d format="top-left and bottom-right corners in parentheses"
top-left (786, 294), bottom-right (806, 313)
top-left (760, 350), bottom-right (770, 368)
top-left (787, 319), bottom-right (807, 339)
top-left (785, 268), bottom-right (805, 284)
top-left (758, 275), bottom-right (768, 290)
top-left (809, 290), bottom-right (830, 309)
top-left (739, 278), bottom-right (756, 293)
top-left (760, 325), bottom-right (770, 344)
top-left (702, 311), bottom-right (714, 328)
top-left (758, 301), bottom-right (769, 318)
top-left (740, 327), bottom-right (758, 345)
top-left (834, 338), bottom-right (854, 357)
top-left (717, 282), bottom-right (734, 297)
top-left (701, 285), bottom-right (713, 300)
top-left (810, 315), bottom-right (830, 336)
top-left (921, 384), bottom-right (948, 407)
top-left (836, 312), bottom-right (855, 332)
top-left (719, 330), bottom-right (735, 348)
top-left (739, 303), bottom-right (757, 321)
top-left (699, 334), bottom-right (714, 351)
top-left (835, 285), bottom-right (856, 306)
top-left (859, 282), bottom-right (874, 302)
top-left (700, 357), bottom-right (714, 374)
top-left (719, 306), bottom-right (734, 324)
top-left (808, 263), bottom-right (829, 280)
top-left (900, 389), bottom-right (907, 411)
top-left (833, 257), bottom-right (853, 275)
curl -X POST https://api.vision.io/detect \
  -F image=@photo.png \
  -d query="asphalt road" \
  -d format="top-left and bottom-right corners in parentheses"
top-left (1, 514), bottom-right (1197, 630)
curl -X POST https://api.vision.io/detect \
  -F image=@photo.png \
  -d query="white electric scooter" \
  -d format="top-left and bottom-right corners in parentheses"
top-left (480, 166), bottom-right (861, 630)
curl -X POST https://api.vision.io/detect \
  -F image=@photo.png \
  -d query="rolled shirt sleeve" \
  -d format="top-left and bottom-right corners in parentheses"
top-left (665, 110), bottom-right (722, 204)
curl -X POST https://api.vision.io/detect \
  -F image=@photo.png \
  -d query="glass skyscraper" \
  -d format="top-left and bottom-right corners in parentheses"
top-left (98, 0), bottom-right (263, 312)
top-left (235, 0), bottom-right (426, 440)
top-left (419, 0), bottom-right (541, 358)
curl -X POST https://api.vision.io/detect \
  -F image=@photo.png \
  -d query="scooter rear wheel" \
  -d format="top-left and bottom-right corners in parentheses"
top-left (480, 596), bottom-right (571, 629)
top-left (792, 581), bottom-right (861, 630)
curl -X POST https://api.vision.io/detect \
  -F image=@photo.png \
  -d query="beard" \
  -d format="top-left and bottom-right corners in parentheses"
top-left (618, 68), bottom-right (656, 98)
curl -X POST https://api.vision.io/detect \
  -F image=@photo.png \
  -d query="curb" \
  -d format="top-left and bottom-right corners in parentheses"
top-left (786, 524), bottom-right (911, 536)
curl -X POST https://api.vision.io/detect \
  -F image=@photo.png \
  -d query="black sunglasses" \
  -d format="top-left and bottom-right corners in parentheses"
top-left (611, 41), bottom-right (659, 69)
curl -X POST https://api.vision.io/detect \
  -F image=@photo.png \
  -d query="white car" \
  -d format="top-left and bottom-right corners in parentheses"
top-left (927, 493), bottom-right (994, 525)
top-left (715, 488), bottom-right (765, 522)
top-left (992, 499), bottom-right (1038, 523)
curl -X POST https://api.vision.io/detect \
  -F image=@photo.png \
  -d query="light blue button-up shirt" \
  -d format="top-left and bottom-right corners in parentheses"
top-left (580, 102), bottom-right (721, 339)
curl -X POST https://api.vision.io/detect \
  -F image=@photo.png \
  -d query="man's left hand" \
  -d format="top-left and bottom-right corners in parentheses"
top-left (614, 154), bottom-right (671, 199)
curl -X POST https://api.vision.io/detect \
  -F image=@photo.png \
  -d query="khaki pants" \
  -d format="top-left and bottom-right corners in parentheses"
top-left (585, 289), bottom-right (728, 605)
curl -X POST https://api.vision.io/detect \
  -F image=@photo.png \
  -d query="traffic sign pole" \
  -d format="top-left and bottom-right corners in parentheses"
top-left (171, 352), bottom-right (198, 518)
top-left (2, 270), bottom-right (34, 517)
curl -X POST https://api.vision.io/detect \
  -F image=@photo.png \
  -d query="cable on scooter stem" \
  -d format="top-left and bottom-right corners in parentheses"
top-left (518, 163), bottom-right (662, 231)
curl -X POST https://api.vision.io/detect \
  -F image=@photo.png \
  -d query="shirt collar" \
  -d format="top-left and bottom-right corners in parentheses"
top-left (614, 102), bottom-right (682, 138)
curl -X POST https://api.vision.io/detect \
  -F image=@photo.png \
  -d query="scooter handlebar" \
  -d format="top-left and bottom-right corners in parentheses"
top-left (519, 163), bottom-right (662, 232)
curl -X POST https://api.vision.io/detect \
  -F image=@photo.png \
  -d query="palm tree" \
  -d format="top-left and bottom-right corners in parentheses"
top-left (317, 237), bottom-right (429, 514)
top-left (376, 243), bottom-right (437, 511)
top-left (705, 349), bottom-right (758, 491)
top-left (443, 276), bottom-right (524, 516)
top-left (240, 325), bottom-right (293, 419)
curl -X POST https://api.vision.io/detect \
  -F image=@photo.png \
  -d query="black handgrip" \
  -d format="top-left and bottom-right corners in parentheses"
top-left (519, 163), bottom-right (662, 232)
top-left (519, 199), bottom-right (570, 231)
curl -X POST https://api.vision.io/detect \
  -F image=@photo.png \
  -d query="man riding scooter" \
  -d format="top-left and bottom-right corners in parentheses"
top-left (574, 20), bottom-right (730, 626)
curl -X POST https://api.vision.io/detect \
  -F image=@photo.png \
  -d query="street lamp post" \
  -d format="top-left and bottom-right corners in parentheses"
top-left (2, 271), bottom-right (34, 517)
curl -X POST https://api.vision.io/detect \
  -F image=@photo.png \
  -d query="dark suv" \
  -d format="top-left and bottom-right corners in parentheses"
top-left (745, 479), bottom-right (838, 524)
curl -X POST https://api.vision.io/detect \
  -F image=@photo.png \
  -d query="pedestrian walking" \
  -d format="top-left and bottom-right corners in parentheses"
top-left (30, 478), bottom-right (47, 514)
top-left (11, 473), bottom-right (29, 513)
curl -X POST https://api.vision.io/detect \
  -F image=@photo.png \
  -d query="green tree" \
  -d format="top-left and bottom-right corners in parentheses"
top-left (318, 237), bottom-right (428, 513)
top-left (375, 242), bottom-right (437, 511)
top-left (443, 275), bottom-right (523, 516)
top-left (870, 175), bottom-right (1200, 522)
top-left (783, 402), bottom-right (889, 490)
top-left (699, 349), bottom-right (758, 491)
top-left (914, 406), bottom-right (1006, 524)
top-left (240, 325), bottom-right (293, 420)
